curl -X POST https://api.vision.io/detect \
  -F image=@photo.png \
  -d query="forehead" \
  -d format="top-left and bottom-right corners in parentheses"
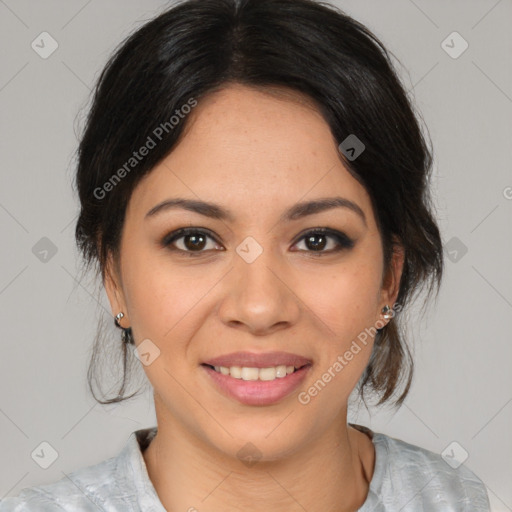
top-left (127, 84), bottom-right (374, 227)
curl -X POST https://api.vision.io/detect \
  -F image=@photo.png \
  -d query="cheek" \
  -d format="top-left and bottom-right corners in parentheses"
top-left (301, 258), bottom-right (383, 341)
top-left (120, 247), bottom-right (216, 350)
top-left (297, 255), bottom-right (382, 400)
top-left (302, 275), bottom-right (378, 412)
top-left (118, 241), bottom-right (178, 335)
top-left (119, 251), bottom-right (205, 397)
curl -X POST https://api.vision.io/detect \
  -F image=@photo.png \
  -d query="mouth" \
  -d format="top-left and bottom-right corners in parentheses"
top-left (201, 363), bottom-right (309, 382)
top-left (200, 359), bottom-right (312, 406)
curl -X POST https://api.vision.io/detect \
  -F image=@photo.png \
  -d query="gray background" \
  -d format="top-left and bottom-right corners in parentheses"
top-left (0, 0), bottom-right (511, 509)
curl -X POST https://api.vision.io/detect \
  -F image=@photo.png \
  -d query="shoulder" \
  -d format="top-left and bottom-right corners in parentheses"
top-left (0, 454), bottom-right (119, 512)
top-left (0, 429), bottom-right (154, 512)
top-left (370, 432), bottom-right (490, 511)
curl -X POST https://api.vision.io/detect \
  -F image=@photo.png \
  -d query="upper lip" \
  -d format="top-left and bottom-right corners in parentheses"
top-left (202, 351), bottom-right (312, 369)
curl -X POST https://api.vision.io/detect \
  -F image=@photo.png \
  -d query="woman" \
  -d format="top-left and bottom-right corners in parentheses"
top-left (0, 0), bottom-right (490, 510)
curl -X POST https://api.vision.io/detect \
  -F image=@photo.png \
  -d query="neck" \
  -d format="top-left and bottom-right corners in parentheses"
top-left (143, 409), bottom-right (375, 512)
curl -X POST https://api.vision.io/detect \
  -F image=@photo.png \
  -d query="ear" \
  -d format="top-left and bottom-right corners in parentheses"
top-left (104, 252), bottom-right (129, 327)
top-left (379, 238), bottom-right (405, 315)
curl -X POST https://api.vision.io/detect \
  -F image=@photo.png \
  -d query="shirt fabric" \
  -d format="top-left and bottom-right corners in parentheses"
top-left (0, 423), bottom-right (490, 511)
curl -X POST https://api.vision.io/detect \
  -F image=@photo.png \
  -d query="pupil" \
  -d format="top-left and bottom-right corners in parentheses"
top-left (185, 234), bottom-right (206, 250)
top-left (306, 234), bottom-right (326, 251)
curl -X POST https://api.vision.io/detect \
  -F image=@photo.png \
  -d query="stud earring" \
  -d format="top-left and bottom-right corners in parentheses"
top-left (381, 305), bottom-right (393, 321)
top-left (114, 312), bottom-right (134, 344)
top-left (114, 312), bottom-right (125, 328)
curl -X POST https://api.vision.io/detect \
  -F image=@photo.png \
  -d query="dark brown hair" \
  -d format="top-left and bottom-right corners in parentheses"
top-left (74, 0), bottom-right (444, 408)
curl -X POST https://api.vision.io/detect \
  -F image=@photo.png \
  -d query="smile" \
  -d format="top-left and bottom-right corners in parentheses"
top-left (201, 362), bottom-right (312, 406)
top-left (205, 364), bottom-right (300, 381)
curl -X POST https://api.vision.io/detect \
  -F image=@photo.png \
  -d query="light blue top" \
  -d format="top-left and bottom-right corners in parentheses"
top-left (0, 424), bottom-right (490, 511)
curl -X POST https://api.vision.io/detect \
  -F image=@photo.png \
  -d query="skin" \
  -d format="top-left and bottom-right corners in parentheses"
top-left (105, 83), bottom-right (404, 512)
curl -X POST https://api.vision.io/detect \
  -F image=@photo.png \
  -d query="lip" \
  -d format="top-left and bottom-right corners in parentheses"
top-left (202, 363), bottom-right (312, 406)
top-left (202, 351), bottom-right (312, 368)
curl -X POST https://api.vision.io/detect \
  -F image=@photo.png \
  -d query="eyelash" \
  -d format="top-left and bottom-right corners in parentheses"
top-left (161, 227), bottom-right (355, 257)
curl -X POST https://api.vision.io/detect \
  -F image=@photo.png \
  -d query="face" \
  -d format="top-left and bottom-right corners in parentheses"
top-left (105, 83), bottom-right (404, 461)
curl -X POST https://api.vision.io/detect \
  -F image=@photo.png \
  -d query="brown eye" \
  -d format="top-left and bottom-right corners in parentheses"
top-left (292, 228), bottom-right (354, 254)
top-left (304, 233), bottom-right (328, 251)
top-left (162, 228), bottom-right (222, 254)
top-left (182, 233), bottom-right (207, 251)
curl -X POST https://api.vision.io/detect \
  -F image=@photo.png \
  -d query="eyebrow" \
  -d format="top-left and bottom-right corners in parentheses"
top-left (145, 196), bottom-right (367, 226)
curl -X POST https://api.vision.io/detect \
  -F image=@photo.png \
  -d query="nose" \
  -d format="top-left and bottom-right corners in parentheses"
top-left (217, 246), bottom-right (301, 336)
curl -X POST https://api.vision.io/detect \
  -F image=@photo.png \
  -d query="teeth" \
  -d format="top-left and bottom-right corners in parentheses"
top-left (212, 364), bottom-right (298, 381)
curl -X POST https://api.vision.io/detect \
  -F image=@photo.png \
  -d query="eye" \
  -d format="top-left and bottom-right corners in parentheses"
top-left (162, 228), bottom-right (223, 256)
top-left (292, 228), bottom-right (354, 254)
top-left (161, 226), bottom-right (355, 257)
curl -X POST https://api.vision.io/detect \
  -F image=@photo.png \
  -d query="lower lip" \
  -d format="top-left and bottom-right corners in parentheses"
top-left (201, 364), bottom-right (311, 406)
